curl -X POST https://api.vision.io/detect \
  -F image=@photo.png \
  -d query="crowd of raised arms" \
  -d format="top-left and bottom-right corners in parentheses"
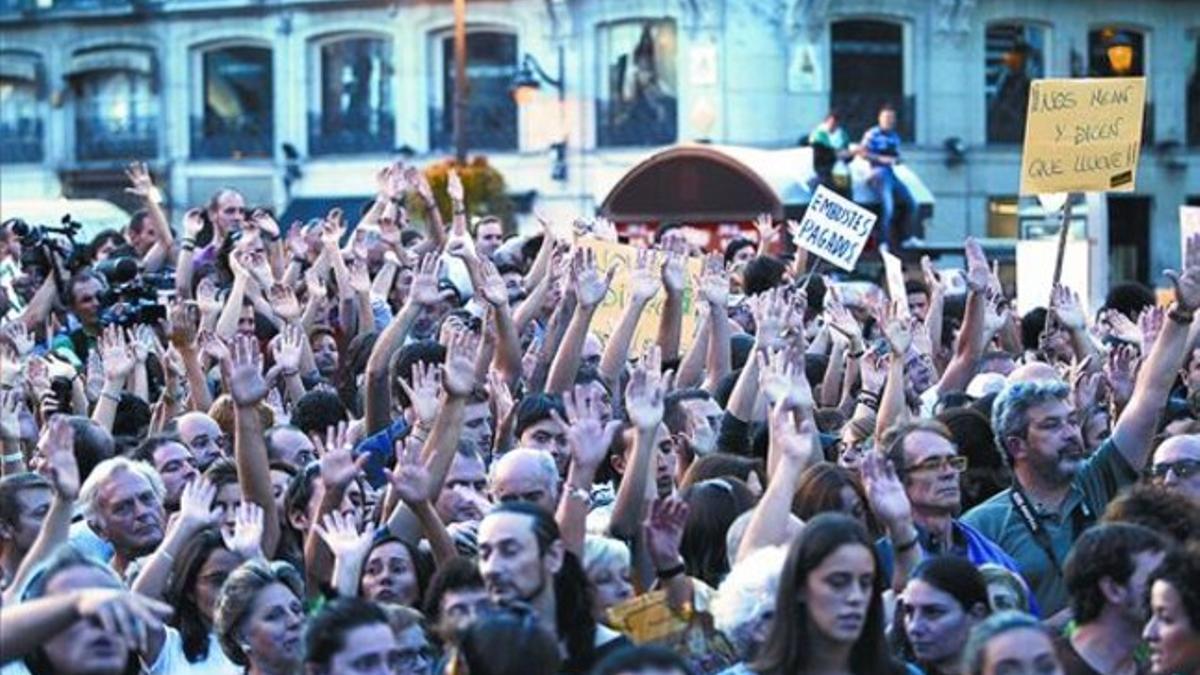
top-left (0, 160), bottom-right (1198, 675)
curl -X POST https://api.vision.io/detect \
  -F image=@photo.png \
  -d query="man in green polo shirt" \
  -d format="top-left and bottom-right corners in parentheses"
top-left (963, 236), bottom-right (1200, 617)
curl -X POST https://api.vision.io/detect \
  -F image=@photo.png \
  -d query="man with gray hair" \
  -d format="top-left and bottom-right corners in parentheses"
top-left (963, 238), bottom-right (1200, 616)
top-left (78, 456), bottom-right (166, 576)
top-left (488, 447), bottom-right (560, 515)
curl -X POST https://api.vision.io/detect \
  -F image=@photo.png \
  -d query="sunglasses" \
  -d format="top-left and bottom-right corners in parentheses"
top-left (1145, 459), bottom-right (1200, 481)
top-left (907, 455), bottom-right (969, 474)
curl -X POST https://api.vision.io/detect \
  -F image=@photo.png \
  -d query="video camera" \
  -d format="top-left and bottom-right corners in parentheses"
top-left (96, 255), bottom-right (171, 327)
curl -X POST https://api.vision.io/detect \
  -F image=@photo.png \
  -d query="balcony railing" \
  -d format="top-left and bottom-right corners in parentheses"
top-left (829, 92), bottom-right (916, 143)
top-left (75, 114), bottom-right (157, 162)
top-left (0, 118), bottom-right (43, 163)
top-left (191, 114), bottom-right (273, 160)
top-left (596, 98), bottom-right (678, 148)
top-left (428, 101), bottom-right (517, 152)
top-left (308, 110), bottom-right (394, 156)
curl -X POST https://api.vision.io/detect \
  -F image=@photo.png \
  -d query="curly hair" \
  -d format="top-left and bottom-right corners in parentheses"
top-left (1103, 483), bottom-right (1200, 546)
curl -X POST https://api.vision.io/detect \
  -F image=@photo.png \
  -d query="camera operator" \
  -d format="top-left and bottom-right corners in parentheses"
top-left (49, 269), bottom-right (107, 363)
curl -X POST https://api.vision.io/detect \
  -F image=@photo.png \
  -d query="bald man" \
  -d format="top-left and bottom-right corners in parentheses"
top-left (1150, 435), bottom-right (1200, 501)
top-left (488, 448), bottom-right (560, 514)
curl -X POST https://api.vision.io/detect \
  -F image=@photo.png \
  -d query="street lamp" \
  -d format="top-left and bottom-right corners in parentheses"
top-left (511, 48), bottom-right (567, 181)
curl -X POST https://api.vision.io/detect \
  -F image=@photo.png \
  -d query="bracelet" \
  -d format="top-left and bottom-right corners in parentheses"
top-left (894, 533), bottom-right (920, 553)
top-left (1168, 306), bottom-right (1194, 325)
top-left (656, 562), bottom-right (687, 581)
top-left (279, 368), bottom-right (299, 378)
top-left (100, 390), bottom-right (121, 404)
top-left (1, 452), bottom-right (23, 463)
top-left (848, 350), bottom-right (865, 359)
top-left (564, 485), bottom-right (591, 506)
top-left (181, 237), bottom-right (196, 247)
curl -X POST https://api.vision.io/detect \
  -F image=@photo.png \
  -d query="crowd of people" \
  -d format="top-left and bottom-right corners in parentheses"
top-left (0, 158), bottom-right (1198, 675)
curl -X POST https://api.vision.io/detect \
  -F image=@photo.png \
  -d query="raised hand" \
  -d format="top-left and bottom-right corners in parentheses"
top-left (920, 255), bottom-right (943, 295)
top-left (751, 287), bottom-right (792, 347)
top-left (73, 589), bottom-right (173, 656)
top-left (442, 328), bottom-right (479, 398)
top-left (272, 323), bottom-right (304, 373)
top-left (825, 298), bottom-right (863, 345)
top-left (625, 345), bottom-right (666, 430)
top-left (1167, 233), bottom-right (1200, 313)
top-left (248, 209), bottom-right (280, 240)
top-left (320, 210), bottom-right (345, 249)
top-left (571, 247), bottom-right (616, 309)
top-left (316, 511), bottom-right (375, 564)
top-left (166, 299), bottom-right (200, 349)
top-left (268, 284), bottom-right (301, 322)
top-left (0, 341), bottom-right (20, 388)
top-left (860, 450), bottom-right (913, 533)
top-left (628, 247), bottom-right (661, 304)
top-left (123, 161), bottom-right (156, 200)
top-left (881, 300), bottom-right (913, 356)
top-left (1099, 309), bottom-right (1141, 345)
top-left (225, 334), bottom-right (269, 406)
top-left (385, 437), bottom-right (434, 505)
top-left (981, 290), bottom-right (1008, 339)
top-left (642, 496), bottom-right (690, 571)
top-left (222, 501), bottom-right (265, 561)
top-left (409, 253), bottom-right (442, 307)
top-left (758, 346), bottom-right (812, 409)
top-left (476, 260), bottom-right (509, 308)
top-left (1138, 306), bottom-right (1165, 350)
top-left (196, 277), bottom-right (223, 316)
top-left (964, 237), bottom-right (990, 293)
top-left (753, 213), bottom-right (775, 247)
top-left (768, 396), bottom-right (817, 464)
top-left (407, 166), bottom-right (434, 204)
top-left (0, 388), bottom-right (22, 443)
top-left (486, 370), bottom-right (514, 427)
top-left (182, 208), bottom-right (205, 239)
top-left (398, 361), bottom-right (442, 427)
top-left (317, 421), bottom-right (368, 491)
top-left (1104, 344), bottom-right (1138, 407)
top-left (696, 253), bottom-right (729, 307)
top-left (99, 326), bottom-right (137, 383)
top-left (198, 329), bottom-right (230, 365)
top-left (131, 324), bottom-right (158, 364)
top-left (304, 268), bottom-right (329, 303)
top-left (175, 476), bottom-right (220, 533)
top-left (660, 243), bottom-right (686, 294)
top-left (1050, 283), bottom-right (1087, 331)
top-left (557, 384), bottom-right (623, 473)
top-left (446, 167), bottom-right (465, 204)
top-left (37, 415), bottom-right (79, 499)
top-left (2, 321), bottom-right (34, 358)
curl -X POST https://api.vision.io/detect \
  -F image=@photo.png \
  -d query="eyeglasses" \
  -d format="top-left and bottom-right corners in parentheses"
top-left (1145, 459), bottom-right (1200, 481)
top-left (907, 455), bottom-right (969, 474)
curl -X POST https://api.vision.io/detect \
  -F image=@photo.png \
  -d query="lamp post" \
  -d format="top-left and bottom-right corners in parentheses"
top-left (511, 47), bottom-right (566, 181)
top-left (452, 0), bottom-right (467, 163)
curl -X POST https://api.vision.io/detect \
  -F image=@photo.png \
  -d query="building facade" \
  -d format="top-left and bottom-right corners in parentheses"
top-left (2, 0), bottom-right (1198, 286)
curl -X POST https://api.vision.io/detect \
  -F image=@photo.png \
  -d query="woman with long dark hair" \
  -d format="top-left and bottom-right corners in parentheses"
top-left (745, 512), bottom-right (908, 675)
top-left (160, 527), bottom-right (243, 671)
top-left (896, 556), bottom-right (991, 675)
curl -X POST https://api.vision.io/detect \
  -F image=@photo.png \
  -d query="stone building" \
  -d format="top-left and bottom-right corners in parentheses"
top-left (1, 0), bottom-right (1197, 287)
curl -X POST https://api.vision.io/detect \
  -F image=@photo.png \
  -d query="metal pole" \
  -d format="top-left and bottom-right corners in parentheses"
top-left (452, 0), bottom-right (467, 164)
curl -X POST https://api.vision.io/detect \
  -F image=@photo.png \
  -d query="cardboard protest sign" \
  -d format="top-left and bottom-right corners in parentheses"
top-left (579, 239), bottom-right (704, 358)
top-left (1019, 77), bottom-right (1146, 194)
top-left (607, 591), bottom-right (739, 674)
top-left (880, 248), bottom-right (910, 318)
top-left (1182, 206), bottom-right (1200, 266)
top-left (791, 185), bottom-right (875, 271)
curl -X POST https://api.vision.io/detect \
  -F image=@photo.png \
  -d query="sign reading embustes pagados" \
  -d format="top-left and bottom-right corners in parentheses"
top-left (1019, 77), bottom-right (1146, 195)
top-left (792, 185), bottom-right (876, 272)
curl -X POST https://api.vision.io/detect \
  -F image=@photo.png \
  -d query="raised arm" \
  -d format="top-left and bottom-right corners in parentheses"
top-left (477, 261), bottom-right (522, 384)
top-left (657, 242), bottom-right (686, 363)
top-left (608, 347), bottom-right (666, 542)
top-left (303, 423), bottom-right (369, 595)
top-left (599, 248), bottom-right (660, 391)
top-left (699, 253), bottom-right (733, 392)
top-left (556, 385), bottom-right (622, 557)
top-left (421, 329), bottom-right (475, 497)
top-left (387, 442), bottom-right (458, 566)
top-left (545, 247), bottom-right (615, 395)
top-left (875, 301), bottom-right (913, 441)
top-left (224, 335), bottom-right (281, 558)
top-left (1110, 234), bottom-right (1200, 468)
top-left (91, 326), bottom-right (137, 432)
top-left (936, 238), bottom-right (990, 394)
top-left (363, 253), bottom-right (440, 436)
top-left (124, 162), bottom-right (175, 261)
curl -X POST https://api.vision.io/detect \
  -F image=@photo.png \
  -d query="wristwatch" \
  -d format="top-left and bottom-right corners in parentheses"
top-left (564, 485), bottom-right (591, 507)
top-left (1168, 305), bottom-right (1194, 325)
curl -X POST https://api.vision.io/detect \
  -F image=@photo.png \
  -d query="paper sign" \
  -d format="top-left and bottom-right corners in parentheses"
top-left (1182, 206), bottom-right (1200, 266)
top-left (880, 248), bottom-right (910, 318)
top-left (791, 185), bottom-right (875, 272)
top-left (1015, 239), bottom-right (1091, 316)
top-left (1019, 77), bottom-right (1146, 195)
top-left (607, 591), bottom-right (739, 674)
top-left (579, 239), bottom-right (704, 358)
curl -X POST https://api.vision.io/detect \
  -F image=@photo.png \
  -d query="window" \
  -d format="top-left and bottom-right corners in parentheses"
top-left (310, 36), bottom-right (394, 155)
top-left (985, 23), bottom-right (1045, 144)
top-left (986, 196), bottom-right (1019, 239)
top-left (193, 45), bottom-right (273, 159)
top-left (74, 67), bottom-right (157, 161)
top-left (596, 19), bottom-right (677, 147)
top-left (1088, 27), bottom-right (1151, 143)
top-left (830, 20), bottom-right (912, 141)
top-left (0, 55), bottom-right (41, 163)
top-left (429, 31), bottom-right (517, 152)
